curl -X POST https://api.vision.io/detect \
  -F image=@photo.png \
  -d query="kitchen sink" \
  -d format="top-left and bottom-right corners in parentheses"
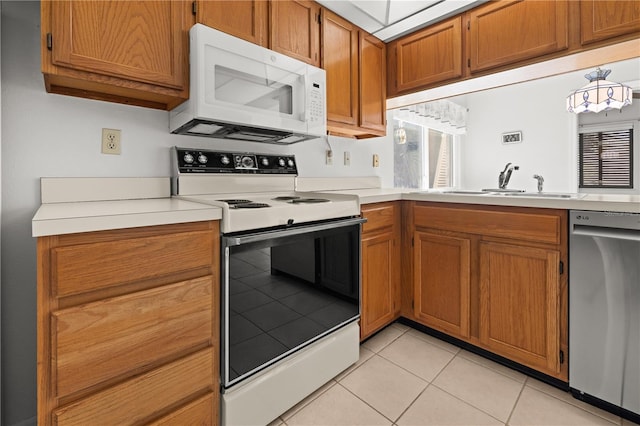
top-left (501, 192), bottom-right (586, 199)
top-left (481, 188), bottom-right (526, 193)
top-left (440, 190), bottom-right (488, 195)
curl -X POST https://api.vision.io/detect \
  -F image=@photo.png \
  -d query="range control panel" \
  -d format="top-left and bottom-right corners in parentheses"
top-left (174, 147), bottom-right (297, 175)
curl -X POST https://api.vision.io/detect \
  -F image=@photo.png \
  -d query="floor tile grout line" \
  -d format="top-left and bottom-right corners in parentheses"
top-left (392, 381), bottom-right (435, 424)
top-left (523, 383), bottom-right (624, 426)
top-left (504, 375), bottom-right (528, 425)
top-left (455, 350), bottom-right (528, 384)
top-left (429, 381), bottom-right (508, 425)
top-left (334, 380), bottom-right (402, 425)
top-left (278, 379), bottom-right (337, 423)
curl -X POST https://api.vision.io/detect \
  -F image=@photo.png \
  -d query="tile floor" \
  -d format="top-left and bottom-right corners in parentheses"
top-left (268, 322), bottom-right (640, 426)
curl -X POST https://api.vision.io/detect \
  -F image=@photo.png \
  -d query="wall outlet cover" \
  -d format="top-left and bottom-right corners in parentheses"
top-left (101, 128), bottom-right (122, 154)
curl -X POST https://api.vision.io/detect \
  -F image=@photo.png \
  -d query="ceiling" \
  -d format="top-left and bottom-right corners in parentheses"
top-left (316, 0), bottom-right (486, 42)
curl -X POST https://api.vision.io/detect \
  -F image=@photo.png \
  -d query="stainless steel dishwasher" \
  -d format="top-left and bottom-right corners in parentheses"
top-left (569, 210), bottom-right (640, 423)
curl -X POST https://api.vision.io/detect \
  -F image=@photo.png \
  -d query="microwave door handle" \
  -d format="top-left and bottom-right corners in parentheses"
top-left (223, 217), bottom-right (367, 247)
top-left (572, 225), bottom-right (640, 242)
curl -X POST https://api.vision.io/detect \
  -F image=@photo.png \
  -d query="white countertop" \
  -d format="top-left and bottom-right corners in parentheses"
top-left (33, 177), bottom-right (223, 237)
top-left (32, 176), bottom-right (638, 237)
top-left (318, 188), bottom-right (640, 213)
top-left (33, 198), bottom-right (221, 237)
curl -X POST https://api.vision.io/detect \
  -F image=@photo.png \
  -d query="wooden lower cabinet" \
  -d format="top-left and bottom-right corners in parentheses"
top-left (409, 202), bottom-right (568, 381)
top-left (360, 202), bottom-right (401, 340)
top-left (413, 230), bottom-right (471, 339)
top-left (37, 221), bottom-right (220, 425)
top-left (479, 241), bottom-right (561, 375)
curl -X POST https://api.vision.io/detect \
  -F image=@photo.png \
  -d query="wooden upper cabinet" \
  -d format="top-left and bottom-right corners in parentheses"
top-left (196, 0), bottom-right (268, 46)
top-left (467, 0), bottom-right (569, 74)
top-left (580, 0), bottom-right (640, 45)
top-left (270, 0), bottom-right (321, 66)
top-left (42, 1), bottom-right (190, 110)
top-left (390, 16), bottom-right (463, 94)
top-left (359, 32), bottom-right (387, 135)
top-left (322, 9), bottom-right (359, 127)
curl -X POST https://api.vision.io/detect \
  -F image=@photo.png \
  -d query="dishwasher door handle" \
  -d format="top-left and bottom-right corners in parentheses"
top-left (572, 224), bottom-right (640, 242)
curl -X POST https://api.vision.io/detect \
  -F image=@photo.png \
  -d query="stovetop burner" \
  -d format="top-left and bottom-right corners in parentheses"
top-left (272, 196), bottom-right (301, 201)
top-left (231, 202), bottom-right (271, 209)
top-left (217, 199), bottom-right (253, 205)
top-left (288, 198), bottom-right (330, 204)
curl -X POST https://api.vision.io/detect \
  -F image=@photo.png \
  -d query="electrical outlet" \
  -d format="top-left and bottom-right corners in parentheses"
top-left (101, 128), bottom-right (121, 155)
top-left (344, 151), bottom-right (350, 166)
top-left (326, 149), bottom-right (333, 165)
top-left (373, 154), bottom-right (380, 167)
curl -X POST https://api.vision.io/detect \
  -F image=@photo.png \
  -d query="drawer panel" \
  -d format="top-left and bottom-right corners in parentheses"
top-left (148, 393), bottom-right (215, 425)
top-left (362, 203), bottom-right (397, 234)
top-left (53, 229), bottom-right (214, 296)
top-left (53, 276), bottom-right (213, 397)
top-left (414, 205), bottom-right (561, 245)
top-left (54, 348), bottom-right (214, 426)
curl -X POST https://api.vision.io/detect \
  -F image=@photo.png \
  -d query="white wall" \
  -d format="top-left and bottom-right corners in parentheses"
top-left (459, 59), bottom-right (640, 193)
top-left (0, 2), bottom-right (392, 425)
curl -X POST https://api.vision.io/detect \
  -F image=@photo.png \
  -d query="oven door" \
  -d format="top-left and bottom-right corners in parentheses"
top-left (221, 217), bottom-right (365, 389)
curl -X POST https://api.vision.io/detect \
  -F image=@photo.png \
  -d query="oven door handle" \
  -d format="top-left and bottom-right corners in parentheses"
top-left (572, 224), bottom-right (640, 242)
top-left (223, 217), bottom-right (367, 246)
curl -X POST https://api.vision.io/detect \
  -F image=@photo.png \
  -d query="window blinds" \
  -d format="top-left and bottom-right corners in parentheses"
top-left (578, 125), bottom-right (633, 189)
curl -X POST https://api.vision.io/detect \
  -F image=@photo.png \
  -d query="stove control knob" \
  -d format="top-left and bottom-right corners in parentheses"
top-left (261, 157), bottom-right (269, 167)
top-left (198, 154), bottom-right (208, 164)
top-left (278, 158), bottom-right (286, 167)
top-left (183, 153), bottom-right (194, 164)
top-left (242, 156), bottom-right (255, 168)
top-left (287, 158), bottom-right (295, 168)
top-left (220, 155), bottom-right (231, 165)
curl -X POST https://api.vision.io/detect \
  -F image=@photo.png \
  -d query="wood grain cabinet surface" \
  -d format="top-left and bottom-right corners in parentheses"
top-left (41, 0), bottom-right (191, 110)
top-left (360, 202), bottom-right (401, 340)
top-left (270, 0), bottom-right (321, 66)
top-left (409, 203), bottom-right (568, 381)
top-left (195, 0), bottom-right (268, 46)
top-left (579, 0), bottom-right (640, 45)
top-left (322, 8), bottom-right (386, 139)
top-left (388, 16), bottom-right (463, 95)
top-left (37, 221), bottom-right (220, 426)
top-left (467, 0), bottom-right (569, 74)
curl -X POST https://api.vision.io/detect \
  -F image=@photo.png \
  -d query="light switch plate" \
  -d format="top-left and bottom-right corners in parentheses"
top-left (344, 151), bottom-right (350, 166)
top-left (373, 154), bottom-right (380, 167)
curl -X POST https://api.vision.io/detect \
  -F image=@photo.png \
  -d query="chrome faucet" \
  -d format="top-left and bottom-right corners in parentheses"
top-left (498, 163), bottom-right (519, 189)
top-left (533, 174), bottom-right (544, 192)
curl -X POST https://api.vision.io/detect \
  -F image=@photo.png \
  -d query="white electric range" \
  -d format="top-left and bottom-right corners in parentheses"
top-left (172, 147), bottom-right (363, 426)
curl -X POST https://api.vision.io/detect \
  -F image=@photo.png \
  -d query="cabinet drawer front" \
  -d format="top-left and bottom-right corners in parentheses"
top-left (148, 393), bottom-right (215, 425)
top-left (53, 277), bottom-right (213, 397)
top-left (362, 203), bottom-right (397, 234)
top-left (53, 230), bottom-right (214, 296)
top-left (54, 348), bottom-right (214, 426)
top-left (414, 205), bottom-right (561, 245)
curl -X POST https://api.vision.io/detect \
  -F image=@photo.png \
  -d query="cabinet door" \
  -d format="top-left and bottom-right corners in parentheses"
top-left (359, 32), bottom-right (386, 136)
top-left (361, 231), bottom-right (399, 339)
top-left (580, 0), bottom-right (640, 45)
top-left (270, 0), bottom-right (320, 66)
top-left (321, 8), bottom-right (359, 127)
top-left (479, 241), bottom-right (560, 375)
top-left (196, 0), bottom-right (268, 46)
top-left (414, 231), bottom-right (471, 339)
top-left (468, 0), bottom-right (568, 73)
top-left (392, 16), bottom-right (463, 93)
top-left (49, 1), bottom-right (186, 89)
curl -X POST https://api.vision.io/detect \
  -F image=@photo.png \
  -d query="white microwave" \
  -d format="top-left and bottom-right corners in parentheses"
top-left (170, 24), bottom-right (327, 144)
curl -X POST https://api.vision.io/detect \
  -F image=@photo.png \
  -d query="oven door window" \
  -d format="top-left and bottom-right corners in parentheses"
top-left (223, 223), bottom-right (360, 388)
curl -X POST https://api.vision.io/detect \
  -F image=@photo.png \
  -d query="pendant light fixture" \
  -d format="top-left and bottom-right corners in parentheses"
top-left (566, 67), bottom-right (633, 114)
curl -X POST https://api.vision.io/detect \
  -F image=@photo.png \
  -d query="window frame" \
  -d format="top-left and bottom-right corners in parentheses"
top-left (578, 122), bottom-right (634, 189)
